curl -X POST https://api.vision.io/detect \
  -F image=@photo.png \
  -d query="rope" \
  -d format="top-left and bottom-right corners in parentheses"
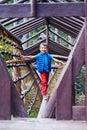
top-left (13, 71), bottom-right (31, 83)
top-left (21, 79), bottom-right (35, 99)
top-left (27, 86), bottom-right (39, 115)
top-left (7, 63), bottom-right (27, 68)
top-left (0, 35), bottom-right (22, 50)
top-left (0, 50), bottom-right (20, 58)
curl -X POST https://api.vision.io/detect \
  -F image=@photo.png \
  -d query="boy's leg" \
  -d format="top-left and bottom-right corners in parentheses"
top-left (40, 72), bottom-right (49, 96)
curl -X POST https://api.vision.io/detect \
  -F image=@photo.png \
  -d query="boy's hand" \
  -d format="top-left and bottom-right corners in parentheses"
top-left (20, 55), bottom-right (25, 60)
top-left (59, 61), bottom-right (65, 66)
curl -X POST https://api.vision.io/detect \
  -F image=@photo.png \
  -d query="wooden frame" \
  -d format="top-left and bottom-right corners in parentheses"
top-left (0, 0), bottom-right (86, 120)
top-left (0, 2), bottom-right (85, 18)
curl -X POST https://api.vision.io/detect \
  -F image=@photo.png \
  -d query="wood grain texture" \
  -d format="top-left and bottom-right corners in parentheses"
top-left (0, 3), bottom-right (84, 18)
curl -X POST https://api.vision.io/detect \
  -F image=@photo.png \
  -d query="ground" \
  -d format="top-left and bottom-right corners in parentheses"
top-left (0, 118), bottom-right (87, 130)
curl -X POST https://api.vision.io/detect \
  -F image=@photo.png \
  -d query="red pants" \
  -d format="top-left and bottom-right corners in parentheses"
top-left (40, 72), bottom-right (49, 95)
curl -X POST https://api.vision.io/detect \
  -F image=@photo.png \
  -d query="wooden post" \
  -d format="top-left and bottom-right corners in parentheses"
top-left (0, 56), bottom-right (11, 119)
top-left (0, 55), bottom-right (28, 119)
top-left (46, 18), bottom-right (49, 45)
top-left (30, 0), bottom-right (37, 17)
top-left (11, 82), bottom-right (28, 118)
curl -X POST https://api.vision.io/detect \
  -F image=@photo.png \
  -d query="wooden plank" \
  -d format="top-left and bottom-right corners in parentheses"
top-left (49, 29), bottom-right (74, 46)
top-left (49, 18), bottom-right (78, 38)
top-left (9, 18), bottom-right (44, 33)
top-left (23, 40), bottom-right (45, 55)
top-left (23, 39), bottom-right (70, 57)
top-left (0, 3), bottom-right (85, 18)
top-left (68, 25), bottom-right (85, 106)
top-left (0, 55), bottom-right (11, 119)
top-left (72, 106), bottom-right (86, 120)
top-left (56, 57), bottom-right (72, 120)
top-left (0, 4), bottom-right (31, 18)
top-left (49, 18), bottom-right (80, 32)
top-left (32, 64), bottom-right (59, 69)
top-left (57, 17), bottom-right (83, 30)
top-left (11, 82), bottom-right (28, 117)
top-left (22, 28), bottom-right (46, 44)
top-left (70, 25), bottom-right (85, 83)
top-left (38, 99), bottom-right (48, 118)
top-left (0, 56), bottom-right (28, 119)
top-left (11, 20), bottom-right (45, 37)
top-left (49, 39), bottom-right (70, 56)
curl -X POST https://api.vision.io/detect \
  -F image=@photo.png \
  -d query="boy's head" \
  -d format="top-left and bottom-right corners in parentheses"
top-left (40, 43), bottom-right (48, 53)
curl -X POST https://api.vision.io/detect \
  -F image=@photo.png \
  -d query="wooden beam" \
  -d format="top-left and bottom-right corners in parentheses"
top-left (49, 18), bottom-right (78, 38)
top-left (0, 24), bottom-right (22, 46)
top-left (49, 39), bottom-right (70, 56)
top-left (0, 2), bottom-right (85, 18)
top-left (11, 19), bottom-right (45, 37)
top-left (0, 55), bottom-right (11, 119)
top-left (56, 25), bottom-right (85, 120)
top-left (9, 18), bottom-right (43, 32)
top-left (70, 25), bottom-right (85, 83)
top-left (69, 25), bottom-right (85, 106)
top-left (57, 17), bottom-right (83, 30)
top-left (49, 29), bottom-right (74, 46)
top-left (56, 57), bottom-right (72, 120)
top-left (11, 82), bottom-right (28, 117)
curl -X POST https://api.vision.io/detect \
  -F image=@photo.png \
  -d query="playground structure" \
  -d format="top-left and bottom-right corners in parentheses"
top-left (0, 0), bottom-right (86, 121)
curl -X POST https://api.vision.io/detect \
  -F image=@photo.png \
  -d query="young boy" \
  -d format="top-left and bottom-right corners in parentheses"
top-left (20, 43), bottom-right (64, 100)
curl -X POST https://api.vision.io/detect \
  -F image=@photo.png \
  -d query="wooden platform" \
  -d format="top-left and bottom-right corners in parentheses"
top-left (0, 118), bottom-right (87, 130)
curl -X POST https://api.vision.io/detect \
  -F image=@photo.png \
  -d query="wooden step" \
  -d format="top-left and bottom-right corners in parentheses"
top-left (0, 118), bottom-right (87, 130)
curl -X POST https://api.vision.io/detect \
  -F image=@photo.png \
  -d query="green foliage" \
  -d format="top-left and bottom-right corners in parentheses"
top-left (29, 111), bottom-right (38, 118)
top-left (8, 68), bottom-right (13, 76)
top-left (7, 0), bottom-right (13, 4)
top-left (0, 37), bottom-right (13, 60)
top-left (75, 65), bottom-right (85, 94)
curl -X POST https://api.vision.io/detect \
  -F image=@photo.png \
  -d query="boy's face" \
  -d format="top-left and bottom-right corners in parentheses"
top-left (40, 45), bottom-right (48, 53)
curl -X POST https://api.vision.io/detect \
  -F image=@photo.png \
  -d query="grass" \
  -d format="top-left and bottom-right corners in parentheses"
top-left (29, 112), bottom-right (38, 118)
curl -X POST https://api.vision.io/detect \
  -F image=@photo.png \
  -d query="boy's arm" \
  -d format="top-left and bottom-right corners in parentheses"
top-left (20, 55), bottom-right (35, 60)
top-left (52, 57), bottom-right (65, 65)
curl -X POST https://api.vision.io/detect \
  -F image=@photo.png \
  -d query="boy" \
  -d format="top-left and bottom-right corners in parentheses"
top-left (20, 43), bottom-right (64, 100)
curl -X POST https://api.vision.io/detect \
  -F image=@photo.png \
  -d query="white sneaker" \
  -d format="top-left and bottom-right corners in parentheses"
top-left (43, 94), bottom-right (49, 100)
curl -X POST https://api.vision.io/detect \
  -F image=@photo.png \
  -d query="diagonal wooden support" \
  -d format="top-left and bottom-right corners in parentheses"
top-left (56, 57), bottom-right (72, 120)
top-left (56, 25), bottom-right (85, 120)
top-left (0, 55), bottom-right (27, 119)
top-left (0, 55), bottom-right (11, 119)
top-left (11, 82), bottom-right (28, 118)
